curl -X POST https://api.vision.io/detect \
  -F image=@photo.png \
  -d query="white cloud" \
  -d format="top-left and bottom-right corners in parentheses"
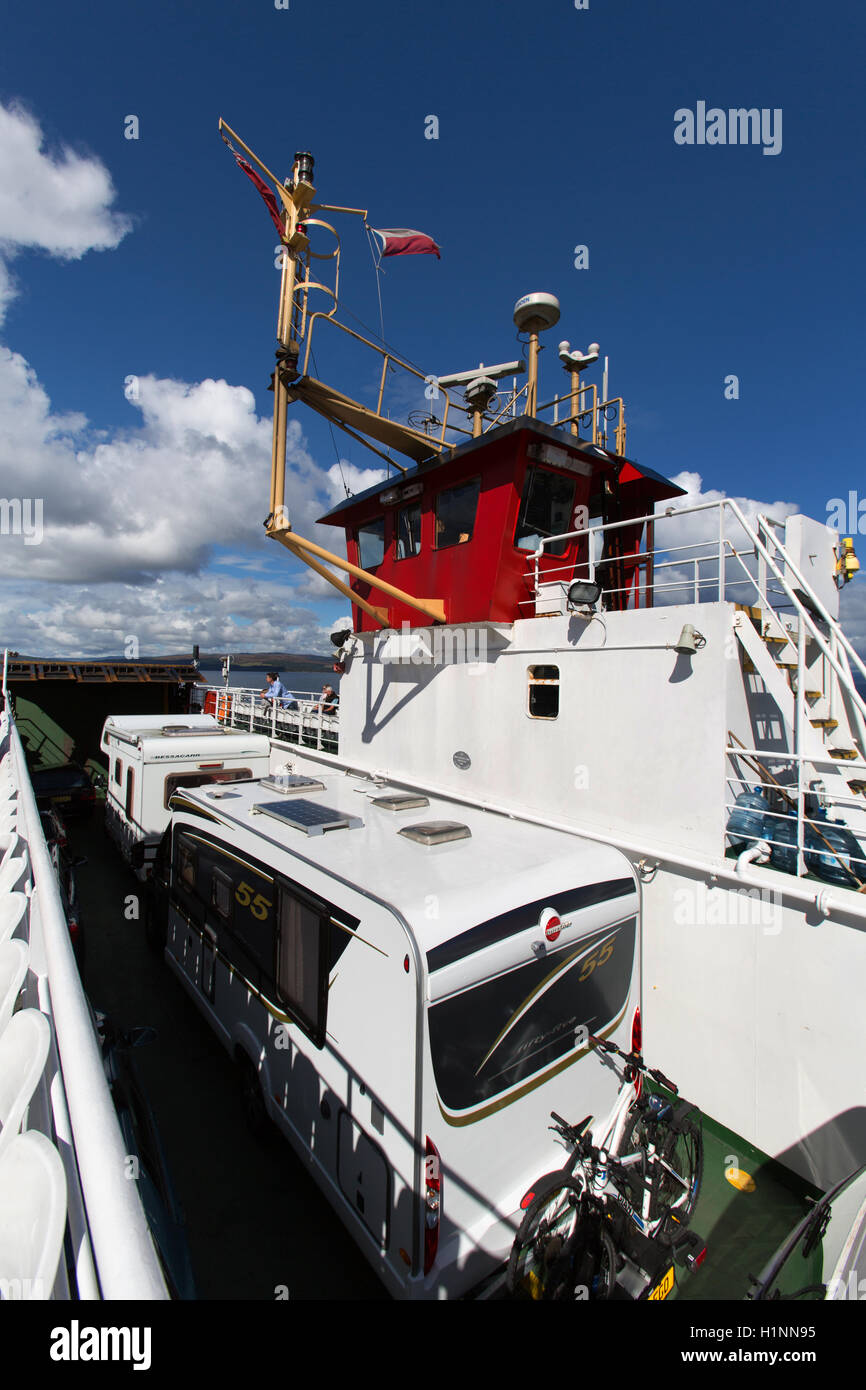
top-left (0, 101), bottom-right (131, 285)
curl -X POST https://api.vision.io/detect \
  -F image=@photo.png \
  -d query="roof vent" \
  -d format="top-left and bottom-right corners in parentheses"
top-left (371, 793), bottom-right (430, 811)
top-left (399, 820), bottom-right (471, 846)
top-left (253, 799), bottom-right (363, 836)
top-left (260, 774), bottom-right (326, 794)
top-left (160, 725), bottom-right (226, 738)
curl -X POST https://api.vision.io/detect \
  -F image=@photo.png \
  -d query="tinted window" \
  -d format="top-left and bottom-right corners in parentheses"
top-left (113, 760), bottom-right (122, 785)
top-left (211, 868), bottom-right (233, 921)
top-left (395, 503), bottom-right (421, 560)
top-left (164, 768), bottom-right (252, 809)
top-left (514, 468), bottom-right (576, 556)
top-left (428, 917), bottom-right (636, 1113)
top-left (125, 768), bottom-right (135, 818)
top-left (434, 479), bottom-right (480, 549)
top-left (276, 885), bottom-right (329, 1047)
top-left (357, 518), bottom-right (385, 569)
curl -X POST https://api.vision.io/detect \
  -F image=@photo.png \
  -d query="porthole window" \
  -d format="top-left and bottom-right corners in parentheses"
top-left (528, 664), bottom-right (559, 719)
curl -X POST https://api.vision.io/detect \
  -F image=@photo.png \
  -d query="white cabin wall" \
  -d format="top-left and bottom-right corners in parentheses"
top-left (340, 603), bottom-right (735, 859)
top-left (641, 863), bottom-right (866, 1188)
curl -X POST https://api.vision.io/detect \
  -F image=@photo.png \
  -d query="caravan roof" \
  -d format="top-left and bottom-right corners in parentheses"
top-left (172, 772), bottom-right (637, 967)
top-left (102, 714), bottom-right (270, 763)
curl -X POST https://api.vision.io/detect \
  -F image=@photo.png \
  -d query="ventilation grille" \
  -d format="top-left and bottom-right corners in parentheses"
top-left (398, 821), bottom-right (471, 846)
top-left (371, 793), bottom-right (430, 811)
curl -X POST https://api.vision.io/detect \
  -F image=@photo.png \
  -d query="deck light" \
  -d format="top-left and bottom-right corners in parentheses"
top-left (567, 580), bottom-right (601, 610)
top-left (673, 624), bottom-right (706, 654)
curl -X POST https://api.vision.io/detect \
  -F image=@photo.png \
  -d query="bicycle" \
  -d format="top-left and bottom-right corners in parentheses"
top-left (507, 1033), bottom-right (704, 1300)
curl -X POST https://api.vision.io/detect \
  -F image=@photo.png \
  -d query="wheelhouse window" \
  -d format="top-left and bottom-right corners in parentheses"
top-left (514, 467), bottom-right (576, 557)
top-left (357, 517), bottom-right (385, 570)
top-left (434, 478), bottom-right (481, 549)
top-left (275, 884), bottom-right (329, 1047)
top-left (395, 503), bottom-right (421, 560)
top-left (528, 665), bottom-right (559, 719)
top-left (163, 768), bottom-right (253, 809)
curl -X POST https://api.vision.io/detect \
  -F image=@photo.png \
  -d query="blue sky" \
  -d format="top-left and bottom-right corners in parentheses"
top-left (1, 0), bottom-right (865, 655)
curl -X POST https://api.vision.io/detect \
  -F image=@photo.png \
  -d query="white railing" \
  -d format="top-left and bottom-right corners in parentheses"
top-left (1, 703), bottom-right (168, 1300)
top-left (526, 500), bottom-right (866, 890)
top-left (189, 685), bottom-right (340, 752)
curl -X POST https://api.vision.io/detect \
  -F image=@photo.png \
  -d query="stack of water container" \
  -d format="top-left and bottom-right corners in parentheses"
top-left (727, 786), bottom-right (866, 888)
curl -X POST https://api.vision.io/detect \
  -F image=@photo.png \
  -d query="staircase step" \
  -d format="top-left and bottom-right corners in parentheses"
top-left (804, 690), bottom-right (822, 700)
top-left (775, 659), bottom-right (798, 670)
top-left (764, 635), bottom-right (790, 646)
top-left (810, 719), bottom-right (839, 730)
top-left (829, 748), bottom-right (859, 760)
top-left (849, 780), bottom-right (866, 795)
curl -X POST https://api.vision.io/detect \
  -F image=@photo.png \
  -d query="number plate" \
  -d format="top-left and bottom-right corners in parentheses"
top-left (648, 1265), bottom-right (674, 1301)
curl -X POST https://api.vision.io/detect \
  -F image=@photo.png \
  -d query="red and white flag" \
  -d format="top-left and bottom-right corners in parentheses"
top-left (370, 227), bottom-right (441, 260)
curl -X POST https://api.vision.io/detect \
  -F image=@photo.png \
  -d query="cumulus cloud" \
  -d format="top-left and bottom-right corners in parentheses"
top-left (1, 571), bottom-right (339, 658)
top-left (0, 101), bottom-right (131, 287)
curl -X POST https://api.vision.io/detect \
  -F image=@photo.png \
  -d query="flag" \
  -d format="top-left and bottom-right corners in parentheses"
top-left (228, 146), bottom-right (285, 237)
top-left (370, 227), bottom-right (441, 260)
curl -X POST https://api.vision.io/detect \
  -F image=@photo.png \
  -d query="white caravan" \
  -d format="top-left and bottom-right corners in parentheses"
top-left (157, 770), bottom-right (640, 1300)
top-left (101, 714), bottom-right (270, 879)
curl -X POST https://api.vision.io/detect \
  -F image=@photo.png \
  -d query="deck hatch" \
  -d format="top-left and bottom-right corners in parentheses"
top-left (253, 799), bottom-right (363, 836)
top-left (371, 793), bottom-right (430, 811)
top-left (398, 820), bottom-right (471, 845)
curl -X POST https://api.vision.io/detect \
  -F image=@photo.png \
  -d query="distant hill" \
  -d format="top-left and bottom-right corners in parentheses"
top-left (171, 652), bottom-right (334, 671)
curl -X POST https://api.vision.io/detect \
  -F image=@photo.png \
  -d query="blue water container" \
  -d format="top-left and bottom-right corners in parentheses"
top-left (766, 811), bottom-right (799, 874)
top-left (805, 812), bottom-right (866, 888)
top-left (726, 791), bottom-right (769, 848)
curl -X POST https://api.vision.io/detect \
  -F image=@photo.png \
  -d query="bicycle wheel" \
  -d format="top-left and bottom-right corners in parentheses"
top-left (574, 1223), bottom-right (617, 1301)
top-left (507, 1173), bottom-right (583, 1300)
top-left (618, 1105), bottom-right (703, 1226)
top-left (657, 1116), bottom-right (703, 1223)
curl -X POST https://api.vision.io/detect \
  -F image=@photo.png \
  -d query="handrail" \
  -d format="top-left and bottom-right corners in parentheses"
top-left (7, 715), bottom-right (169, 1300)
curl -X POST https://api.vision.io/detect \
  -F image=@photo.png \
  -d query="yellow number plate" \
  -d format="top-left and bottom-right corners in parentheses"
top-left (648, 1265), bottom-right (674, 1301)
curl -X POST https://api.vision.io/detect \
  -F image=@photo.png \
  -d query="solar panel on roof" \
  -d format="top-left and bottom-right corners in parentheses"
top-left (253, 798), bottom-right (363, 836)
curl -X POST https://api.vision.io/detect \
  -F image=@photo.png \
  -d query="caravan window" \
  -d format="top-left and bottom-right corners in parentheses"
top-left (275, 885), bottom-right (329, 1048)
top-left (211, 868), bottom-right (233, 921)
top-left (113, 759), bottom-right (122, 786)
top-left (164, 768), bottom-right (253, 809)
top-left (428, 916), bottom-right (636, 1113)
top-left (125, 769), bottom-right (135, 819)
top-left (177, 837), bottom-right (197, 891)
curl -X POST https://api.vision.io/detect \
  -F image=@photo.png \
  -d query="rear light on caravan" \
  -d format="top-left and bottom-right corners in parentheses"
top-left (631, 1007), bottom-right (643, 1100)
top-left (423, 1136), bottom-right (441, 1275)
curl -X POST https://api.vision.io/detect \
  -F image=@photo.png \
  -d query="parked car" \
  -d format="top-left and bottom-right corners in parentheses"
top-left (92, 1008), bottom-right (197, 1300)
top-left (40, 809), bottom-right (86, 972)
top-left (31, 763), bottom-right (96, 817)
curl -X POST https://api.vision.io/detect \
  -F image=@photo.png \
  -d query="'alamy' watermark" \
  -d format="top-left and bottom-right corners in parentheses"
top-left (674, 103), bottom-right (782, 156)
top-left (379, 621), bottom-right (488, 667)
top-left (0, 498), bottom-right (43, 545)
top-left (674, 882), bottom-right (782, 934)
top-left (827, 491), bottom-right (866, 534)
